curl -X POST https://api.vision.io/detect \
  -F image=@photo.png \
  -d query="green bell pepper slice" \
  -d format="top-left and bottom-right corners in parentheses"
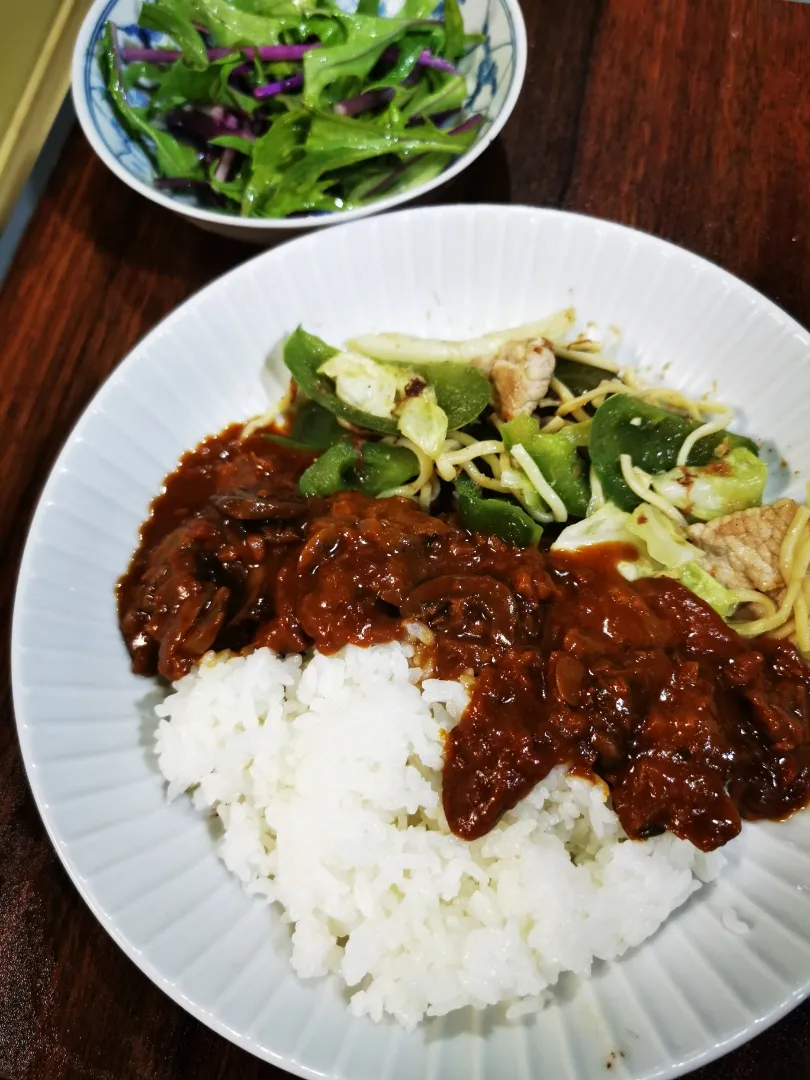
top-left (499, 414), bottom-right (591, 518)
top-left (455, 474), bottom-right (542, 548)
top-left (406, 360), bottom-right (491, 431)
top-left (265, 400), bottom-right (346, 452)
top-left (290, 400), bottom-right (345, 448)
top-left (554, 357), bottom-right (614, 397)
top-left (284, 329), bottom-right (397, 435)
top-left (359, 443), bottom-right (420, 495)
top-left (590, 394), bottom-right (759, 512)
top-left (283, 328), bottom-right (491, 435)
top-left (299, 442), bottom-right (360, 497)
top-left (299, 440), bottom-right (419, 498)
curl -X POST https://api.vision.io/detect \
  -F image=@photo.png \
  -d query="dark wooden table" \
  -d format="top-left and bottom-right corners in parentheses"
top-left (2, 0), bottom-right (810, 1076)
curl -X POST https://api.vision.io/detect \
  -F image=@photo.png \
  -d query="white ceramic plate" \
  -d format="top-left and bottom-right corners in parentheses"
top-left (12, 205), bottom-right (810, 1080)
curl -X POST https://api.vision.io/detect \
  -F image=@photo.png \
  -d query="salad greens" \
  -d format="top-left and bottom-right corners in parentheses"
top-left (101, 0), bottom-right (482, 217)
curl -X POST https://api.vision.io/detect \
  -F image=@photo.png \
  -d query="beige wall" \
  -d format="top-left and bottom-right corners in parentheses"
top-left (0, 0), bottom-right (93, 227)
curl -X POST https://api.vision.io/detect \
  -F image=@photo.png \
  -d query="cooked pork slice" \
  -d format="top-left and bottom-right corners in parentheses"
top-left (478, 338), bottom-right (555, 421)
top-left (687, 499), bottom-right (800, 593)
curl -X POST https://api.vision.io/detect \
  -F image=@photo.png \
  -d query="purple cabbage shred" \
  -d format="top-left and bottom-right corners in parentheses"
top-left (119, 43), bottom-right (321, 64)
top-left (253, 74), bottom-right (304, 100)
top-left (334, 88), bottom-right (395, 117)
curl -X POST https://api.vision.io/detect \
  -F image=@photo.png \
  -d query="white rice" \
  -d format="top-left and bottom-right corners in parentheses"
top-left (155, 641), bottom-right (724, 1029)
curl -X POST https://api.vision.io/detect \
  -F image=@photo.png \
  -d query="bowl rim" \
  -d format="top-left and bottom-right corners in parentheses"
top-left (70, 0), bottom-right (528, 231)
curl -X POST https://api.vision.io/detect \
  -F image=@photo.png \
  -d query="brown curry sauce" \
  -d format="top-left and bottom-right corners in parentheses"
top-left (118, 425), bottom-right (810, 852)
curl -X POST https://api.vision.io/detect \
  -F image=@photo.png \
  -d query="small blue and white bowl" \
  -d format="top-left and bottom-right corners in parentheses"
top-left (72, 0), bottom-right (527, 242)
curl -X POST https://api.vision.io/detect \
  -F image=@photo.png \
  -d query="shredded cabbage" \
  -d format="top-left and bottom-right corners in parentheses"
top-left (551, 504), bottom-right (657, 579)
top-left (396, 388), bottom-right (448, 459)
top-left (319, 352), bottom-right (409, 419)
top-left (319, 351), bottom-right (450, 456)
top-left (553, 502), bottom-right (741, 616)
top-left (348, 310), bottom-right (579, 365)
top-left (650, 447), bottom-right (767, 522)
top-left (627, 504), bottom-right (695, 567)
top-left (670, 562), bottom-right (740, 619)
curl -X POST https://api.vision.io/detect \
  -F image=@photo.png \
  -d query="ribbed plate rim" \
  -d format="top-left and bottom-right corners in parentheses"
top-left (11, 204), bottom-right (810, 1080)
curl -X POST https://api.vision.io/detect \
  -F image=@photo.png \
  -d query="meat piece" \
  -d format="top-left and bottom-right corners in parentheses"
top-left (211, 488), bottom-right (318, 521)
top-left (688, 499), bottom-right (799, 593)
top-left (479, 338), bottom-right (555, 420)
top-left (402, 574), bottom-right (519, 646)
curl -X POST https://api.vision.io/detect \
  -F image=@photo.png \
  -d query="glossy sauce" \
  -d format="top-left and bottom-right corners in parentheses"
top-left (118, 427), bottom-right (810, 852)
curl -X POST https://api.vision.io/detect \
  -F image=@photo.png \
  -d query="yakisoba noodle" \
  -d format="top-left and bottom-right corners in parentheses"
top-left (619, 454), bottom-right (689, 528)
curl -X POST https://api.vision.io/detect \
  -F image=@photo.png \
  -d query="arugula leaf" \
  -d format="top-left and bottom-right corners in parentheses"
top-left (356, 0), bottom-right (379, 13)
top-left (211, 134), bottom-right (256, 153)
top-left (306, 111), bottom-right (477, 160)
top-left (148, 63), bottom-right (213, 112)
top-left (443, 0), bottom-right (465, 61)
top-left (262, 111), bottom-right (471, 215)
top-left (400, 72), bottom-right (467, 121)
top-left (303, 15), bottom-right (425, 108)
top-left (147, 58), bottom-right (260, 114)
top-left (101, 24), bottom-right (203, 179)
top-left (257, 184), bottom-right (343, 217)
top-left (156, 0), bottom-right (201, 20)
top-left (218, 59), bottom-right (262, 112)
top-left (347, 151), bottom-right (451, 204)
top-left (400, 0), bottom-right (441, 15)
top-left (197, 0), bottom-right (304, 45)
top-left (231, 0), bottom-right (314, 12)
top-left (242, 111), bottom-right (307, 214)
top-left (339, 158), bottom-right (398, 202)
top-left (251, 147), bottom-right (370, 216)
top-left (382, 152), bottom-right (452, 195)
top-left (123, 61), bottom-right (162, 91)
top-left (208, 157), bottom-right (248, 203)
top-left (138, 0), bottom-right (209, 70)
top-left (372, 31), bottom-right (432, 86)
top-left (250, 115), bottom-right (473, 216)
top-left (300, 13), bottom-right (348, 46)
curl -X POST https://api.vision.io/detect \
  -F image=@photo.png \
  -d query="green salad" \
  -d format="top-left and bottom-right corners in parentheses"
top-left (101, 0), bottom-right (483, 217)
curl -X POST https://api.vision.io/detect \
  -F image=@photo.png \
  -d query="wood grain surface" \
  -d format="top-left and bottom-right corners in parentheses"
top-left (2, 0), bottom-right (810, 1077)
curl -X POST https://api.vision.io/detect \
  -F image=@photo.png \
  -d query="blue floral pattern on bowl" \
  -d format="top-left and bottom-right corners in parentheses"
top-left (75, 0), bottom-right (524, 226)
